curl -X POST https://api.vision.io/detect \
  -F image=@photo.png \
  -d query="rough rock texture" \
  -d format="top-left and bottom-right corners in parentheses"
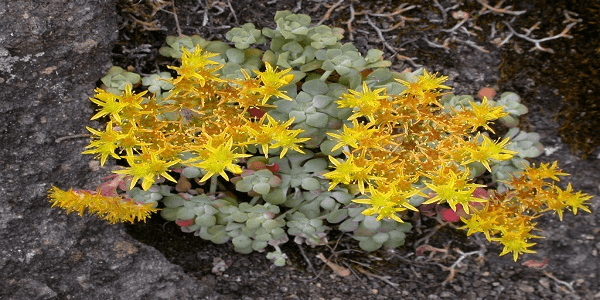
top-left (0, 1), bottom-right (218, 299)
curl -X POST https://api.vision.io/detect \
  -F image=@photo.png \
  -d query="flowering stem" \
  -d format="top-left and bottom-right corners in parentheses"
top-left (276, 205), bottom-right (299, 221)
top-left (320, 70), bottom-right (333, 81)
top-left (249, 195), bottom-right (261, 206)
top-left (209, 175), bottom-right (219, 194)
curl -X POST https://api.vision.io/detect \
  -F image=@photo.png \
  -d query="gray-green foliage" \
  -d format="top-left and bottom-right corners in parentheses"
top-left (490, 92), bottom-right (528, 128)
top-left (225, 23), bottom-right (266, 49)
top-left (154, 149), bottom-right (412, 265)
top-left (141, 72), bottom-right (174, 96)
top-left (233, 169), bottom-right (282, 196)
top-left (101, 66), bottom-right (141, 94)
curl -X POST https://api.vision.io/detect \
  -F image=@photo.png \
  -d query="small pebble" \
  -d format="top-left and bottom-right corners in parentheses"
top-left (519, 284), bottom-right (535, 293)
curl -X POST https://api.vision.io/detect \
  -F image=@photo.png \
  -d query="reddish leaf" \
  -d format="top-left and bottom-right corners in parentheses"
top-left (176, 219), bottom-right (195, 227)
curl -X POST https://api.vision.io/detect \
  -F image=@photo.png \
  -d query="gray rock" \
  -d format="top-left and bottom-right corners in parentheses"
top-left (0, 1), bottom-right (219, 299)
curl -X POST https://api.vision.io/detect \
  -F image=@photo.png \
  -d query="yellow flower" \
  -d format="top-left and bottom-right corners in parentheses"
top-left (186, 137), bottom-right (251, 182)
top-left (323, 154), bottom-right (363, 190)
top-left (90, 88), bottom-right (126, 123)
top-left (466, 97), bottom-right (507, 133)
top-left (551, 183), bottom-right (592, 220)
top-left (327, 119), bottom-right (379, 152)
top-left (252, 62), bottom-right (293, 104)
top-left (114, 147), bottom-right (180, 190)
top-left (462, 133), bottom-right (516, 172)
top-left (491, 227), bottom-right (538, 261)
top-left (520, 161), bottom-right (569, 182)
top-left (117, 124), bottom-right (149, 157)
top-left (459, 202), bottom-right (501, 240)
top-left (82, 121), bottom-right (125, 166)
top-left (337, 82), bottom-right (388, 122)
top-left (423, 169), bottom-right (485, 214)
top-left (234, 69), bottom-right (263, 110)
top-left (245, 114), bottom-right (309, 158)
top-left (354, 188), bottom-right (402, 222)
top-left (353, 185), bottom-right (421, 222)
top-left (170, 46), bottom-right (222, 86)
top-left (270, 129), bottom-right (310, 158)
top-left (348, 155), bottom-right (386, 194)
top-left (460, 214), bottom-right (492, 240)
top-left (397, 69), bottom-right (451, 97)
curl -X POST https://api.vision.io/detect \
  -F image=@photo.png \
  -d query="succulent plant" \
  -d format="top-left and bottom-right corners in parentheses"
top-left (225, 23), bottom-right (267, 49)
top-left (51, 10), bottom-right (591, 268)
top-left (100, 66), bottom-right (141, 94)
top-left (503, 127), bottom-right (544, 158)
top-left (490, 92), bottom-right (528, 128)
top-left (141, 72), bottom-right (174, 95)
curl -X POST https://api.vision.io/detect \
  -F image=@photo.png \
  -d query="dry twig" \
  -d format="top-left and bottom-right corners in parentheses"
top-left (346, 4), bottom-right (356, 40)
top-left (160, 1), bottom-right (182, 36)
top-left (432, 0), bottom-right (459, 23)
top-left (366, 3), bottom-right (418, 27)
top-left (441, 247), bottom-right (486, 285)
top-left (316, 0), bottom-right (345, 26)
top-left (367, 3), bottom-right (416, 19)
top-left (502, 20), bottom-right (578, 53)
top-left (297, 243), bottom-right (317, 276)
top-left (414, 223), bottom-right (446, 247)
top-left (543, 271), bottom-right (578, 295)
top-left (422, 36), bottom-right (450, 51)
top-left (440, 18), bottom-right (469, 33)
top-left (316, 253), bottom-right (351, 277)
top-left (477, 0), bottom-right (526, 16)
top-left (355, 266), bottom-right (400, 288)
top-left (364, 15), bottom-right (397, 53)
top-left (456, 37), bottom-right (490, 53)
top-left (226, 0), bottom-right (238, 25)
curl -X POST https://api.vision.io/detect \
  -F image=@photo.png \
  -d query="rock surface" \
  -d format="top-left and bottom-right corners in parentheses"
top-left (0, 1), bottom-right (218, 299)
top-left (2, 0), bottom-right (599, 299)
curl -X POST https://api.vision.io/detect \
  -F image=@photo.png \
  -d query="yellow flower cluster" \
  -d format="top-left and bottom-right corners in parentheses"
top-left (48, 186), bottom-right (157, 223)
top-left (461, 162), bottom-right (592, 261)
top-left (324, 70), bottom-right (512, 221)
top-left (52, 46), bottom-right (301, 223)
top-left (83, 46), bottom-right (300, 187)
top-left (323, 70), bottom-right (592, 260)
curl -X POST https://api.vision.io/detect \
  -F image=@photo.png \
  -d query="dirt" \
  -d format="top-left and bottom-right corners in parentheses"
top-left (114, 0), bottom-right (600, 299)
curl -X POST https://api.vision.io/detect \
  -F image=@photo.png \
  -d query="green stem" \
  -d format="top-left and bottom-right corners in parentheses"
top-left (209, 175), bottom-right (219, 194)
top-left (249, 195), bottom-right (261, 206)
top-left (343, 146), bottom-right (351, 154)
top-left (320, 70), bottom-right (333, 81)
top-left (275, 205), bottom-right (299, 221)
